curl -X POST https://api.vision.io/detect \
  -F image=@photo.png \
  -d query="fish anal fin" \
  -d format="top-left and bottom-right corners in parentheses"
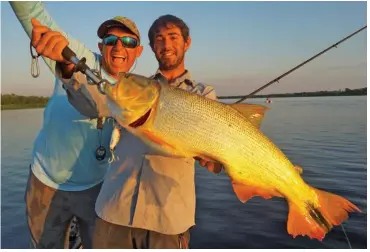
top-left (231, 181), bottom-right (282, 203)
top-left (229, 103), bottom-right (269, 129)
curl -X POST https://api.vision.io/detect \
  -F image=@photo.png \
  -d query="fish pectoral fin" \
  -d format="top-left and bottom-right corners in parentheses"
top-left (229, 103), bottom-right (269, 129)
top-left (138, 130), bottom-right (191, 157)
top-left (141, 130), bottom-right (177, 151)
top-left (231, 181), bottom-right (282, 203)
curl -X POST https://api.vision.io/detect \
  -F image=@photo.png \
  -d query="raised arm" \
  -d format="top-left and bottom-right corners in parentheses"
top-left (9, 1), bottom-right (96, 76)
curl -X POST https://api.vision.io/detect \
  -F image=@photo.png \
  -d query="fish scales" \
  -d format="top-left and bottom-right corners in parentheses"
top-left (151, 84), bottom-right (302, 196)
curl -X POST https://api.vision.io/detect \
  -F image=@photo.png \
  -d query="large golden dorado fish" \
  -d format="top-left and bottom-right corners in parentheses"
top-left (104, 73), bottom-right (361, 241)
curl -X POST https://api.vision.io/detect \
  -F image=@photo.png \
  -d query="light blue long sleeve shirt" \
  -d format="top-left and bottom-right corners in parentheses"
top-left (10, 1), bottom-right (219, 234)
top-left (10, 1), bottom-right (113, 191)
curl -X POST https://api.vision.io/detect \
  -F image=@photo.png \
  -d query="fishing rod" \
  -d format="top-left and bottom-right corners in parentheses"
top-left (233, 25), bottom-right (367, 104)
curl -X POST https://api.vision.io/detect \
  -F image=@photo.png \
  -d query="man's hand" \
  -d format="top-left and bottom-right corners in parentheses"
top-left (194, 157), bottom-right (223, 174)
top-left (31, 18), bottom-right (70, 63)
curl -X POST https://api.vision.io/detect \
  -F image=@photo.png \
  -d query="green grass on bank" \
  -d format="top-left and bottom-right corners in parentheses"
top-left (1, 104), bottom-right (47, 110)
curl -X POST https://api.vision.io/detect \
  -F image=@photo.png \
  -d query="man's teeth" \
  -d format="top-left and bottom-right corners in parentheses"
top-left (113, 56), bottom-right (126, 63)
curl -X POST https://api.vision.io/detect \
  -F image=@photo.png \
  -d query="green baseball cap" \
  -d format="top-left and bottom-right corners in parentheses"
top-left (97, 16), bottom-right (141, 43)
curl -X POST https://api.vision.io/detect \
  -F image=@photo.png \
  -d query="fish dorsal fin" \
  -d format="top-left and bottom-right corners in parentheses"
top-left (229, 103), bottom-right (269, 129)
top-left (294, 165), bottom-right (303, 174)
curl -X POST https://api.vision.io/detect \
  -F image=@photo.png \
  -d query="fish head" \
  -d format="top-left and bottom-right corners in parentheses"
top-left (104, 72), bottom-right (160, 126)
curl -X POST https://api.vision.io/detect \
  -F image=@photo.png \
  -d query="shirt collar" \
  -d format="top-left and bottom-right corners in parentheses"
top-left (97, 54), bottom-right (118, 85)
top-left (153, 69), bottom-right (194, 87)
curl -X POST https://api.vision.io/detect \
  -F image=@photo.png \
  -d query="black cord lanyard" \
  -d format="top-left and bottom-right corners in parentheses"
top-left (95, 117), bottom-right (106, 161)
top-left (93, 59), bottom-right (107, 161)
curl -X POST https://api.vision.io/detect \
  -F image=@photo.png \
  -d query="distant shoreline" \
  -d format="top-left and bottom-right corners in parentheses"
top-left (1, 104), bottom-right (47, 110)
top-left (1, 87), bottom-right (366, 110)
top-left (218, 93), bottom-right (366, 100)
top-left (217, 87), bottom-right (366, 100)
top-left (1, 94), bottom-right (49, 111)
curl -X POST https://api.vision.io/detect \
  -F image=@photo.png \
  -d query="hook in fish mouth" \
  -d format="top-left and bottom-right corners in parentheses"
top-left (129, 109), bottom-right (152, 128)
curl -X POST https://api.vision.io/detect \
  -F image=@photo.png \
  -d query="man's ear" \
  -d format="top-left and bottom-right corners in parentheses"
top-left (184, 35), bottom-right (192, 52)
top-left (98, 42), bottom-right (103, 53)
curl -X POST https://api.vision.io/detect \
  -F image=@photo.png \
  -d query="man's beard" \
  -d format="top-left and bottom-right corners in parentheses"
top-left (157, 52), bottom-right (184, 71)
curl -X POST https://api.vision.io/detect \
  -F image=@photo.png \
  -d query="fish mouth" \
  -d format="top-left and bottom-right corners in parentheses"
top-left (129, 109), bottom-right (152, 128)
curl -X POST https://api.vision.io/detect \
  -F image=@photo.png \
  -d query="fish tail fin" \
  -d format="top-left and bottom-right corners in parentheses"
top-left (287, 187), bottom-right (361, 241)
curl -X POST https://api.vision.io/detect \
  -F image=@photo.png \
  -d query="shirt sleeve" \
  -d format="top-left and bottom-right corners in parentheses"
top-left (9, 1), bottom-right (97, 76)
top-left (192, 82), bottom-right (218, 101)
top-left (202, 86), bottom-right (217, 101)
top-left (55, 65), bottom-right (112, 118)
top-left (10, 1), bottom-right (106, 118)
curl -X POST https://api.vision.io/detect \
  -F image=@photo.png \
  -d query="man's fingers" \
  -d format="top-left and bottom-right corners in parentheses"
top-left (42, 36), bottom-right (64, 60)
top-left (35, 31), bottom-right (62, 55)
top-left (53, 39), bottom-right (70, 62)
top-left (54, 39), bottom-right (69, 54)
top-left (31, 26), bottom-right (50, 47)
top-left (199, 159), bottom-right (207, 167)
top-left (30, 19), bottom-right (70, 63)
top-left (206, 162), bottom-right (215, 171)
top-left (193, 157), bottom-right (207, 167)
top-left (206, 162), bottom-right (223, 174)
top-left (194, 157), bottom-right (223, 174)
top-left (31, 18), bottom-right (41, 27)
top-left (212, 163), bottom-right (223, 174)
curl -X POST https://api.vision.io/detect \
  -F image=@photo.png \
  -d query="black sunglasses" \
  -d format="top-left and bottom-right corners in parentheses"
top-left (102, 35), bottom-right (139, 48)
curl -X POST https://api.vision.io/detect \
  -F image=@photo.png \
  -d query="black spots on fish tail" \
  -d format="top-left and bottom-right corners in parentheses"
top-left (307, 202), bottom-right (331, 231)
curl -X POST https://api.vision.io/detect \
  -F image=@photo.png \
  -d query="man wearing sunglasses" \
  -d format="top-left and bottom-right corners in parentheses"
top-left (15, 2), bottom-right (221, 249)
top-left (10, 1), bottom-right (143, 249)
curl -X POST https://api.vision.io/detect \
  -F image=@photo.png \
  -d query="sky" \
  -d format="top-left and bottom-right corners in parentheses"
top-left (1, 1), bottom-right (367, 97)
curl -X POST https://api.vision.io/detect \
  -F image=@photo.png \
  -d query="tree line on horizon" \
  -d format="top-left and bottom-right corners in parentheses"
top-left (1, 93), bottom-right (49, 107)
top-left (217, 87), bottom-right (367, 99)
top-left (0, 87), bottom-right (366, 107)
